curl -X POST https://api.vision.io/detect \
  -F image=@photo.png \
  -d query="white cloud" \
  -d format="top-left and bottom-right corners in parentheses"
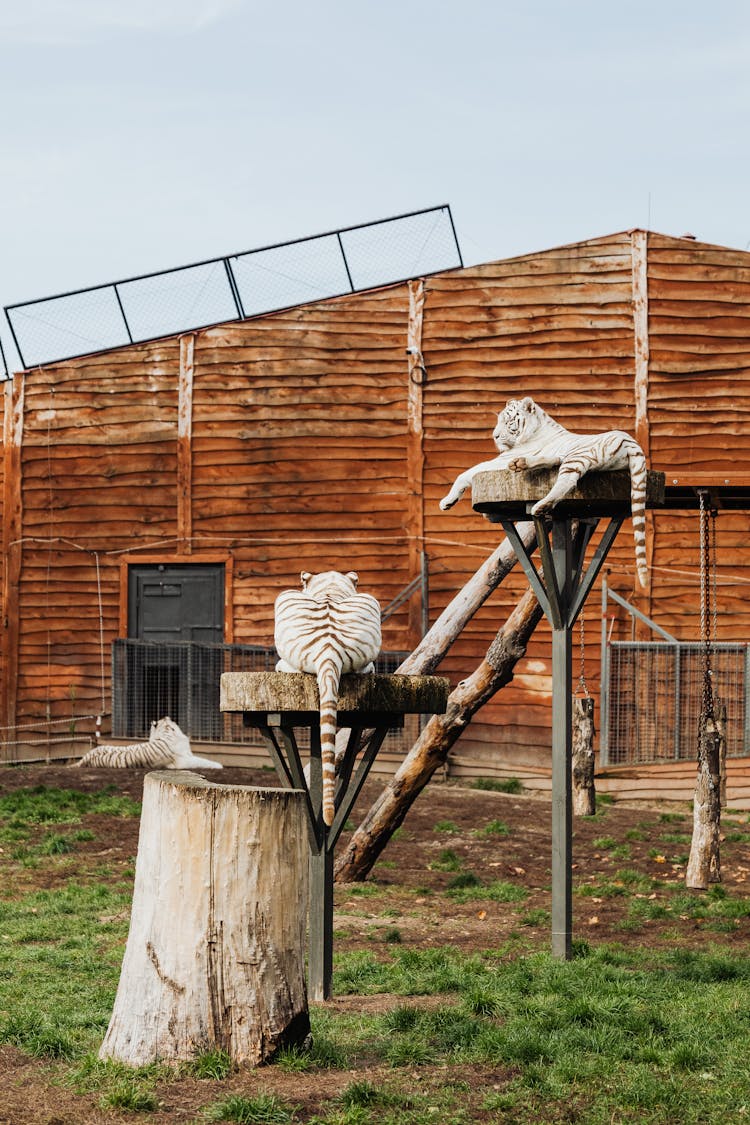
top-left (0, 0), bottom-right (244, 45)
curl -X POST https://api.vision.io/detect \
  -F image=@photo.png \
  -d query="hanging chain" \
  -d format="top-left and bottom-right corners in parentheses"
top-left (712, 501), bottom-right (718, 647)
top-left (577, 608), bottom-right (590, 696)
top-left (698, 490), bottom-right (714, 726)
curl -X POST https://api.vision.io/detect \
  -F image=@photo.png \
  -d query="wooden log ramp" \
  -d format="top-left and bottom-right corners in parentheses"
top-left (99, 772), bottom-right (310, 1067)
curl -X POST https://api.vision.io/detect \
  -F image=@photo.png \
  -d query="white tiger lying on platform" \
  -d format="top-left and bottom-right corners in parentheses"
top-left (76, 717), bottom-right (222, 770)
top-left (274, 570), bottom-right (382, 827)
top-left (440, 396), bottom-right (649, 587)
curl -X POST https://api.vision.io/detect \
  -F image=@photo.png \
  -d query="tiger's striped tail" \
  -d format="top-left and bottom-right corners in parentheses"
top-left (627, 443), bottom-right (649, 588)
top-left (316, 653), bottom-right (344, 827)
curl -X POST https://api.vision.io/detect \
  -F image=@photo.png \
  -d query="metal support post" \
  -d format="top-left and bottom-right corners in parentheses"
top-left (550, 521), bottom-right (573, 959)
top-left (502, 513), bottom-right (623, 959)
top-left (309, 846), bottom-right (334, 1002)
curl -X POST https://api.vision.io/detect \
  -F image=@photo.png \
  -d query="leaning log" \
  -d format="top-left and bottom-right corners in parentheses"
top-left (397, 523), bottom-right (535, 676)
top-left (100, 772), bottom-right (310, 1066)
top-left (334, 589), bottom-right (544, 883)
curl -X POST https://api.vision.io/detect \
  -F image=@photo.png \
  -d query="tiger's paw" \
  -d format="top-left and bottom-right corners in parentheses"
top-left (508, 456), bottom-right (528, 471)
top-left (439, 490), bottom-right (462, 510)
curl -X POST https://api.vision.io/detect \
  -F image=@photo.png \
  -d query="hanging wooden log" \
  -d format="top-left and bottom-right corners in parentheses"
top-left (572, 696), bottom-right (596, 816)
top-left (686, 716), bottom-right (723, 890)
top-left (334, 589), bottom-right (544, 883)
top-left (100, 772), bottom-right (310, 1067)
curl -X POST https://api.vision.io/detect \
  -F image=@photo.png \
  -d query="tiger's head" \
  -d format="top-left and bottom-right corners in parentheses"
top-left (299, 570), bottom-right (359, 600)
top-left (493, 396), bottom-right (548, 452)
top-left (149, 716), bottom-right (190, 752)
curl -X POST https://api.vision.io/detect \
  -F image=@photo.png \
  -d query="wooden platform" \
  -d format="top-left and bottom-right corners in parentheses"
top-left (471, 467), bottom-right (666, 519)
top-left (219, 671), bottom-right (450, 725)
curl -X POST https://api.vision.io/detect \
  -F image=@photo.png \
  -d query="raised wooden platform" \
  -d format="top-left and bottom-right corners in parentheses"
top-left (471, 467), bottom-right (666, 519)
top-left (219, 671), bottom-right (450, 726)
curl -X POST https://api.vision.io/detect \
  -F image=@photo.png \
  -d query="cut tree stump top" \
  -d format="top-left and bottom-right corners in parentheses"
top-left (472, 468), bottom-right (666, 520)
top-left (220, 672), bottom-right (449, 727)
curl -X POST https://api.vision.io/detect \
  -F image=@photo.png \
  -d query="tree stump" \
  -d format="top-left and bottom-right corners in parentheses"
top-left (572, 697), bottom-right (596, 816)
top-left (100, 772), bottom-right (310, 1067)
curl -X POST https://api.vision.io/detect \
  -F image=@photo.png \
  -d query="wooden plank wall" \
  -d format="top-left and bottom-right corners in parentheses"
top-left (189, 287), bottom-right (414, 649)
top-left (5, 343), bottom-right (179, 759)
top-left (645, 233), bottom-right (750, 640)
top-left (421, 232), bottom-right (640, 770)
top-left (0, 287), bottom-right (415, 760)
top-left (2, 230), bottom-right (750, 775)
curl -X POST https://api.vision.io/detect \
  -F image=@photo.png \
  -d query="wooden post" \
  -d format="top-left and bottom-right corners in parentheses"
top-left (572, 696), bottom-right (596, 816)
top-left (1, 376), bottom-right (24, 753)
top-left (100, 772), bottom-right (310, 1066)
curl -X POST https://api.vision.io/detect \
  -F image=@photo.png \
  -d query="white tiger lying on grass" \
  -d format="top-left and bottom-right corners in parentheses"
top-left (440, 396), bottom-right (649, 587)
top-left (274, 570), bottom-right (381, 827)
top-left (76, 716), bottom-right (222, 770)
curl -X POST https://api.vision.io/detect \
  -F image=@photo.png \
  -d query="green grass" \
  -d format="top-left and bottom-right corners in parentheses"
top-left (100, 1078), bottom-right (158, 1112)
top-left (476, 818), bottom-right (509, 837)
top-left (203, 1093), bottom-right (297, 1123)
top-left (0, 786), bottom-right (141, 865)
top-left (429, 847), bottom-right (463, 872)
top-left (445, 878), bottom-right (528, 904)
top-left (2, 881), bottom-right (750, 1124)
top-left (0, 785), bottom-right (141, 831)
top-left (0, 880), bottom-right (131, 1058)
top-left (433, 819), bottom-right (460, 834)
top-left (5, 783), bottom-right (750, 1123)
top-left (470, 777), bottom-right (523, 794)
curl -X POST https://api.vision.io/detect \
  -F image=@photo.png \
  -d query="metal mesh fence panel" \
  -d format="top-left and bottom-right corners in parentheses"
top-left (9, 286), bottom-right (131, 367)
top-left (6, 206), bottom-right (461, 368)
top-left (112, 639), bottom-right (416, 755)
top-left (232, 234), bottom-right (353, 316)
top-left (604, 641), bottom-right (748, 765)
top-left (340, 208), bottom-right (461, 290)
top-left (117, 262), bottom-right (239, 341)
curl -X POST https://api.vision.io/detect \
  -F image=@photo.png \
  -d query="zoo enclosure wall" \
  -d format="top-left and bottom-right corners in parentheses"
top-left (2, 230), bottom-right (750, 778)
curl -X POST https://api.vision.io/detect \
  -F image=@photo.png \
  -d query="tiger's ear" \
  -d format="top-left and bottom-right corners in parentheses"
top-left (521, 396), bottom-right (536, 412)
top-left (346, 571), bottom-right (359, 586)
top-left (300, 571), bottom-right (312, 588)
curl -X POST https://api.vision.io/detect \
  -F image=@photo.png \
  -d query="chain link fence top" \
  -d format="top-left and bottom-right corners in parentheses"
top-left (5, 206), bottom-right (462, 369)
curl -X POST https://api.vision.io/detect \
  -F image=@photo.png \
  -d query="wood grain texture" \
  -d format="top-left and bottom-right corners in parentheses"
top-left (100, 773), bottom-right (309, 1065)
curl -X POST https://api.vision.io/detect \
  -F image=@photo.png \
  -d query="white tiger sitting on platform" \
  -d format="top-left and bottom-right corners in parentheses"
top-left (76, 716), bottom-right (222, 770)
top-left (274, 570), bottom-right (382, 827)
top-left (440, 396), bottom-right (649, 587)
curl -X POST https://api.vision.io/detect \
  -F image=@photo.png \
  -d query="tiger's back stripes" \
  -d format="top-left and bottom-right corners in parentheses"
top-left (76, 716), bottom-right (222, 770)
top-left (274, 570), bottom-right (382, 826)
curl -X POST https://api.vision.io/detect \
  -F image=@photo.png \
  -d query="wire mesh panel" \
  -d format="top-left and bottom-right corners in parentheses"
top-left (604, 641), bottom-right (748, 765)
top-left (112, 639), bottom-right (415, 755)
top-left (8, 286), bottom-right (131, 367)
top-left (117, 262), bottom-right (239, 341)
top-left (232, 234), bottom-right (353, 316)
top-left (5, 206), bottom-right (462, 368)
top-left (340, 208), bottom-right (461, 290)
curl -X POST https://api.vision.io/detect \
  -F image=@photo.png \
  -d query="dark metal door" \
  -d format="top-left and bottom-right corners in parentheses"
top-left (126, 564), bottom-right (225, 737)
top-left (128, 564), bottom-right (224, 643)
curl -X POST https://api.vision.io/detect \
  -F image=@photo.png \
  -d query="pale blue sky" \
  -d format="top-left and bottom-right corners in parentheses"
top-left (2, 0), bottom-right (749, 371)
